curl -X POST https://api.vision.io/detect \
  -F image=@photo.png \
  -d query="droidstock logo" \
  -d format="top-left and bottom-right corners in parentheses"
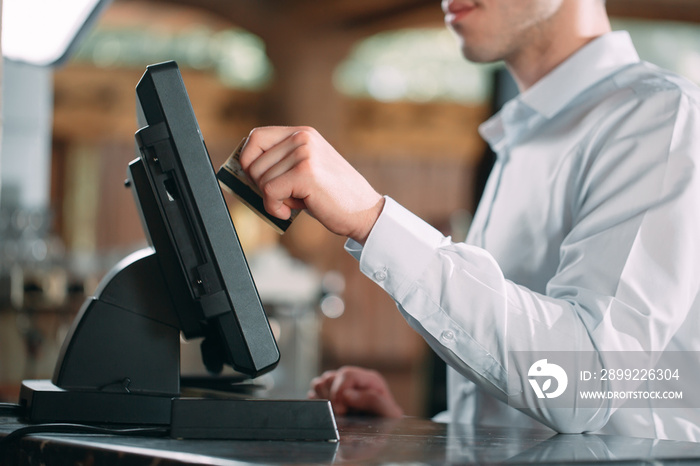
top-left (528, 359), bottom-right (568, 399)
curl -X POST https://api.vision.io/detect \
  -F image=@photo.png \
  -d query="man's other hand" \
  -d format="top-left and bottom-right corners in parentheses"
top-left (308, 366), bottom-right (403, 418)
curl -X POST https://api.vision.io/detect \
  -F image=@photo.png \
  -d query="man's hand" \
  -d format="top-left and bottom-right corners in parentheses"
top-left (238, 126), bottom-right (385, 244)
top-left (308, 366), bottom-right (403, 418)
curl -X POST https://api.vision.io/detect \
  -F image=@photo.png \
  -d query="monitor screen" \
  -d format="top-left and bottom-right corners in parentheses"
top-left (132, 60), bottom-right (279, 378)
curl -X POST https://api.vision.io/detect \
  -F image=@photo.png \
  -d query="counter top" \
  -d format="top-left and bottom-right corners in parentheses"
top-left (3, 415), bottom-right (700, 464)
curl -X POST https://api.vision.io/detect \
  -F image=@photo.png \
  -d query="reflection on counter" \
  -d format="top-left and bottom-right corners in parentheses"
top-left (337, 417), bottom-right (700, 465)
top-left (4, 415), bottom-right (700, 464)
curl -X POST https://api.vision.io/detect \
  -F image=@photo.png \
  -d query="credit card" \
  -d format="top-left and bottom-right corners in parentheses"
top-left (217, 137), bottom-right (300, 234)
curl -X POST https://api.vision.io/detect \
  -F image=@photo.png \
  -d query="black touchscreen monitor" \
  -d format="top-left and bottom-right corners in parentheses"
top-left (18, 62), bottom-right (336, 441)
top-left (132, 61), bottom-right (280, 377)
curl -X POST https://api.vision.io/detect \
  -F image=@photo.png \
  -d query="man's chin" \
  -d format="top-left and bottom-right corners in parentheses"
top-left (460, 46), bottom-right (502, 64)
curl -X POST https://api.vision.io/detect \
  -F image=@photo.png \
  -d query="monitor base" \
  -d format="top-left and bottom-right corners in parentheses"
top-left (19, 380), bottom-right (338, 441)
top-left (19, 379), bottom-right (172, 425)
top-left (170, 397), bottom-right (338, 441)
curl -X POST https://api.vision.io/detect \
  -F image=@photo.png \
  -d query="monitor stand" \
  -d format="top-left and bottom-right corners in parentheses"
top-left (19, 250), bottom-right (338, 441)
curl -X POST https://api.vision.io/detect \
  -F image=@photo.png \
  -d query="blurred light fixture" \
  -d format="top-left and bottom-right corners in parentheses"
top-left (71, 27), bottom-right (273, 90)
top-left (2, 0), bottom-right (112, 66)
top-left (334, 28), bottom-right (497, 103)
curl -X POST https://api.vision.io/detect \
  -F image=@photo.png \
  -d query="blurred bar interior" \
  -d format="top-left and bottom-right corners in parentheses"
top-left (2, 0), bottom-right (700, 417)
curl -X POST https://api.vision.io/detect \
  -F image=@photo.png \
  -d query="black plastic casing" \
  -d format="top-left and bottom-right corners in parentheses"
top-left (133, 61), bottom-right (279, 377)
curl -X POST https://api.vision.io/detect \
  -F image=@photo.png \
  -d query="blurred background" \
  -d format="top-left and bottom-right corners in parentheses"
top-left (1, 0), bottom-right (700, 417)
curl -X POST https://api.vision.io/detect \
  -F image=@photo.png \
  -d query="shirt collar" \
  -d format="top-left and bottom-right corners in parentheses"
top-left (479, 31), bottom-right (641, 149)
top-left (520, 30), bottom-right (640, 119)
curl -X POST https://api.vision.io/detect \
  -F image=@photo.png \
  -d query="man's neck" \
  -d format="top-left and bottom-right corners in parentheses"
top-left (506, 2), bottom-right (611, 91)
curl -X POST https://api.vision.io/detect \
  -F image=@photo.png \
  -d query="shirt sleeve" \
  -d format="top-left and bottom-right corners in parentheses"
top-left (344, 86), bottom-right (700, 434)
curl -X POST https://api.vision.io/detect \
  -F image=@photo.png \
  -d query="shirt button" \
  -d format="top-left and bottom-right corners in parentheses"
top-left (441, 330), bottom-right (455, 342)
top-left (374, 268), bottom-right (387, 281)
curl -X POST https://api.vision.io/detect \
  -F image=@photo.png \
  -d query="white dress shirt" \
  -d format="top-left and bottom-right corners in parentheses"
top-left (346, 31), bottom-right (700, 441)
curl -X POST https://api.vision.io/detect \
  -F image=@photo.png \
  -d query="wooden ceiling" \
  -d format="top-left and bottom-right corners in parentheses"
top-left (136, 0), bottom-right (442, 37)
top-left (137, 0), bottom-right (700, 36)
top-left (606, 0), bottom-right (700, 23)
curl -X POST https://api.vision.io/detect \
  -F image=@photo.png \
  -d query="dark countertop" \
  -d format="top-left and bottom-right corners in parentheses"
top-left (3, 415), bottom-right (700, 465)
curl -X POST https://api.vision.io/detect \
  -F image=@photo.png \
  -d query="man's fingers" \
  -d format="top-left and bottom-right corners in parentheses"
top-left (308, 367), bottom-right (403, 418)
top-left (245, 132), bottom-right (308, 185)
top-left (329, 370), bottom-right (361, 408)
top-left (260, 170), bottom-right (305, 221)
top-left (239, 127), bottom-right (316, 221)
top-left (342, 389), bottom-right (403, 418)
top-left (310, 371), bottom-right (338, 400)
top-left (240, 126), bottom-right (293, 163)
top-left (239, 126), bottom-right (316, 171)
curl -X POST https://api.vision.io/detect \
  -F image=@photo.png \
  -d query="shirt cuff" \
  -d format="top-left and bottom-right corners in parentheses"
top-left (344, 196), bottom-right (446, 301)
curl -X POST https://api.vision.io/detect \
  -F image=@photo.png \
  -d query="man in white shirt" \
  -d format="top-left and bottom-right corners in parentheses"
top-left (238, 0), bottom-right (700, 441)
